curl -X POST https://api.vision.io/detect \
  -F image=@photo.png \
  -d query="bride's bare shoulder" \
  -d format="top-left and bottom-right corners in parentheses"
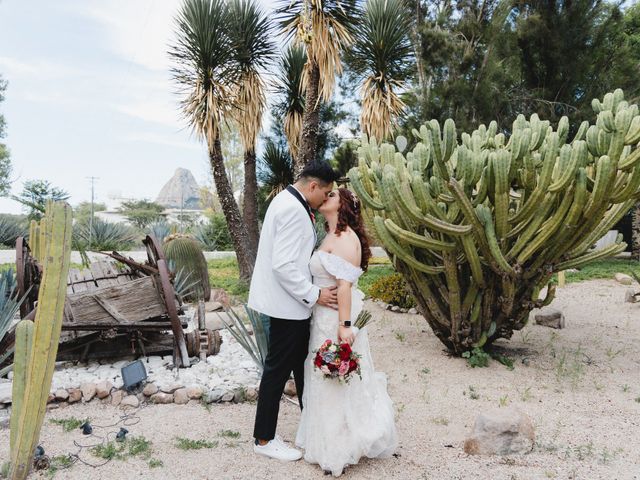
top-left (328, 231), bottom-right (360, 268)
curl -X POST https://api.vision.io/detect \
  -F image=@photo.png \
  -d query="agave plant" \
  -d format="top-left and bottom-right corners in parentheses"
top-left (0, 269), bottom-right (29, 364)
top-left (147, 219), bottom-right (173, 243)
top-left (258, 141), bottom-right (294, 199)
top-left (346, 0), bottom-right (413, 141)
top-left (219, 305), bottom-right (269, 370)
top-left (0, 215), bottom-right (28, 248)
top-left (73, 218), bottom-right (138, 251)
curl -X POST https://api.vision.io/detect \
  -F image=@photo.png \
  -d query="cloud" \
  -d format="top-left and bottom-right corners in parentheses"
top-left (123, 131), bottom-right (201, 150)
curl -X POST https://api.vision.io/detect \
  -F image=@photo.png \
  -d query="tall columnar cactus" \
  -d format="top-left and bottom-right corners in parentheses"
top-left (9, 202), bottom-right (72, 480)
top-left (349, 89), bottom-right (640, 353)
top-left (163, 234), bottom-right (211, 302)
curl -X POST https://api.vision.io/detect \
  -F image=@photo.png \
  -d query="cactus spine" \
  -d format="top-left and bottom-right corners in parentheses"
top-left (350, 89), bottom-right (639, 353)
top-left (9, 202), bottom-right (72, 480)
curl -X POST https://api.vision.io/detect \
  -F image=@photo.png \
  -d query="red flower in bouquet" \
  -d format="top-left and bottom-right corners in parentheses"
top-left (312, 339), bottom-right (361, 382)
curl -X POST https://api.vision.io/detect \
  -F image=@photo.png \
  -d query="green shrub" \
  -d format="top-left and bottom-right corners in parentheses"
top-left (193, 213), bottom-right (232, 251)
top-left (368, 273), bottom-right (416, 309)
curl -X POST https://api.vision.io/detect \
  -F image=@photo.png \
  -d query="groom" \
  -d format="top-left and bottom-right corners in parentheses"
top-left (249, 160), bottom-right (341, 461)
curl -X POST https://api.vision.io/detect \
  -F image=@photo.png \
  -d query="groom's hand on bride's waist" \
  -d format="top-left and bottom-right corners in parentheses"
top-left (317, 286), bottom-right (338, 309)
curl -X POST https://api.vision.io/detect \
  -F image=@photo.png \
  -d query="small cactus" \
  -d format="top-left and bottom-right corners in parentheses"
top-left (163, 234), bottom-right (211, 302)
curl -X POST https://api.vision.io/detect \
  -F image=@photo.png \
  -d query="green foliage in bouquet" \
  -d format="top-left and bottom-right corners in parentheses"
top-left (368, 273), bottom-right (416, 309)
top-left (349, 89), bottom-right (640, 354)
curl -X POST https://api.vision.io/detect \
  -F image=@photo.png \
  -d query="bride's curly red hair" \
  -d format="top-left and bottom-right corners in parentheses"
top-left (325, 188), bottom-right (372, 271)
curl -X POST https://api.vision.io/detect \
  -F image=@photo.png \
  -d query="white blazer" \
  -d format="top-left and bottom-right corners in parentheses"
top-left (248, 187), bottom-right (320, 320)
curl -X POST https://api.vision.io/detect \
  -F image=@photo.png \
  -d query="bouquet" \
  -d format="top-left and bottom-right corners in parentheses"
top-left (313, 339), bottom-right (361, 382)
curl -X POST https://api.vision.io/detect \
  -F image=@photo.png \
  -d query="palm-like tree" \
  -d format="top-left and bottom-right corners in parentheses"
top-left (279, 0), bottom-right (358, 174)
top-left (258, 141), bottom-right (294, 200)
top-left (347, 0), bottom-right (413, 141)
top-left (169, 0), bottom-right (255, 282)
top-left (276, 45), bottom-right (307, 161)
top-left (226, 0), bottom-right (275, 255)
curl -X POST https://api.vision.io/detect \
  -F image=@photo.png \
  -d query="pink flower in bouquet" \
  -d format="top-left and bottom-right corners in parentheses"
top-left (321, 365), bottom-right (331, 375)
top-left (338, 361), bottom-right (349, 376)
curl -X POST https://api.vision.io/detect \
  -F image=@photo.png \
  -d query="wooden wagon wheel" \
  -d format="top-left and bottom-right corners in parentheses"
top-left (157, 258), bottom-right (190, 368)
top-left (144, 235), bottom-right (165, 270)
top-left (15, 236), bottom-right (40, 318)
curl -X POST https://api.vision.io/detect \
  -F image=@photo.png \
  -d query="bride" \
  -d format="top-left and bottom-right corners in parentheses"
top-left (296, 188), bottom-right (398, 476)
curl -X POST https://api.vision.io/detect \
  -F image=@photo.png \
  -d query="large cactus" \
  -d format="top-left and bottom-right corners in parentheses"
top-left (350, 89), bottom-right (640, 353)
top-left (9, 202), bottom-right (72, 479)
top-left (163, 234), bottom-right (211, 302)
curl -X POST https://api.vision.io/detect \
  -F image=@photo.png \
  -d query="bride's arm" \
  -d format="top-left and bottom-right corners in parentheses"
top-left (331, 236), bottom-right (361, 345)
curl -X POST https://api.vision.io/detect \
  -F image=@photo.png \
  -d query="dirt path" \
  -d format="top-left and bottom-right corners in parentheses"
top-left (1, 279), bottom-right (639, 479)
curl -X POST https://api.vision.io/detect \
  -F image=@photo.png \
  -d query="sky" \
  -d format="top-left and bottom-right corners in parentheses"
top-left (0, 0), bottom-right (278, 215)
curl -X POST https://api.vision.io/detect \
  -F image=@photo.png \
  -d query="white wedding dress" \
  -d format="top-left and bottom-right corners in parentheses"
top-left (296, 251), bottom-right (398, 476)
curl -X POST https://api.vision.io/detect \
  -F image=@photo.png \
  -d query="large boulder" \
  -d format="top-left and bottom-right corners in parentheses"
top-left (534, 308), bottom-right (565, 329)
top-left (464, 407), bottom-right (535, 455)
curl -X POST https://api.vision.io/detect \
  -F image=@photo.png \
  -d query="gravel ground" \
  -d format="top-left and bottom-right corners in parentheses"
top-left (1, 279), bottom-right (639, 480)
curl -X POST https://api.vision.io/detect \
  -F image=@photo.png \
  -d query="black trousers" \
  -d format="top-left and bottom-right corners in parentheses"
top-left (253, 316), bottom-right (310, 441)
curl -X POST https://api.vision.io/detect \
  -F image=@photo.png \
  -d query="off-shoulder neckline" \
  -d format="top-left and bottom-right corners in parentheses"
top-left (316, 250), bottom-right (363, 272)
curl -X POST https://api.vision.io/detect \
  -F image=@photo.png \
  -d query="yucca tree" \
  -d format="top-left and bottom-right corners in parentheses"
top-left (258, 141), bottom-right (295, 200)
top-left (276, 45), bottom-right (307, 161)
top-left (169, 0), bottom-right (255, 282)
top-left (227, 0), bottom-right (275, 255)
top-left (279, 0), bottom-right (359, 174)
top-left (347, 0), bottom-right (413, 141)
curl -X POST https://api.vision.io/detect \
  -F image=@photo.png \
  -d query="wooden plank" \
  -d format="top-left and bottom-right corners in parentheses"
top-left (61, 321), bottom-right (185, 331)
top-left (92, 293), bottom-right (131, 323)
top-left (68, 268), bottom-right (87, 293)
top-left (91, 262), bottom-right (118, 287)
top-left (82, 268), bottom-right (98, 291)
top-left (65, 276), bottom-right (166, 326)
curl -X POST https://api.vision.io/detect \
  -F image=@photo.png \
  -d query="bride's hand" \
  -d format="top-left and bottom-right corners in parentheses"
top-left (338, 326), bottom-right (355, 345)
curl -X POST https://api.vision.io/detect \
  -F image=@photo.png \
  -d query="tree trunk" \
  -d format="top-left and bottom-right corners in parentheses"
top-left (243, 149), bottom-right (260, 255)
top-left (295, 62), bottom-right (322, 177)
top-left (632, 202), bottom-right (640, 260)
top-left (209, 135), bottom-right (256, 283)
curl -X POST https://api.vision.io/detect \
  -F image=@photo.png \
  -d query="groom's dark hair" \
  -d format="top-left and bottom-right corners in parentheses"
top-left (297, 161), bottom-right (341, 186)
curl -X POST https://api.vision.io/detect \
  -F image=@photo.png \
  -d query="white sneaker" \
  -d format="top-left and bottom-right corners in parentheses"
top-left (254, 436), bottom-right (302, 462)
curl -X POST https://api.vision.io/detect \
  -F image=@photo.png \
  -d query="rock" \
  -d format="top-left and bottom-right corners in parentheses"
top-left (81, 383), bottom-right (96, 402)
top-left (245, 387), bottom-right (258, 402)
top-left (67, 388), bottom-right (82, 403)
top-left (614, 273), bottom-right (633, 285)
top-left (120, 395), bottom-right (140, 408)
top-left (464, 407), bottom-right (535, 455)
top-left (385, 304), bottom-right (392, 311)
top-left (143, 383), bottom-right (159, 396)
top-left (210, 288), bottom-right (231, 308)
top-left (534, 308), bottom-right (565, 329)
top-left (174, 388), bottom-right (189, 405)
top-left (160, 382), bottom-right (184, 394)
top-left (156, 168), bottom-right (201, 209)
top-left (408, 308), bottom-right (418, 314)
top-left (205, 300), bottom-right (224, 312)
top-left (284, 379), bottom-right (297, 397)
top-left (221, 391), bottom-right (234, 402)
top-left (110, 390), bottom-right (125, 407)
top-left (95, 381), bottom-right (113, 399)
top-left (0, 383), bottom-right (12, 403)
top-left (47, 393), bottom-right (56, 404)
top-left (186, 386), bottom-right (203, 400)
top-left (54, 389), bottom-right (69, 401)
top-left (399, 308), bottom-right (407, 313)
top-left (0, 410), bottom-right (9, 429)
top-left (391, 305), bottom-right (400, 312)
top-left (625, 288), bottom-right (637, 303)
top-left (206, 389), bottom-right (227, 403)
top-left (233, 388), bottom-right (245, 403)
top-left (150, 392), bottom-right (174, 404)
